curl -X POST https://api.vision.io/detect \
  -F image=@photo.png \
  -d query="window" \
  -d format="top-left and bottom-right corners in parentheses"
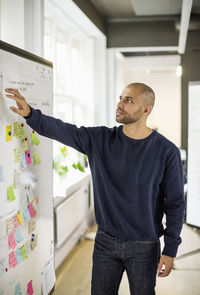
top-left (44, 2), bottom-right (94, 195)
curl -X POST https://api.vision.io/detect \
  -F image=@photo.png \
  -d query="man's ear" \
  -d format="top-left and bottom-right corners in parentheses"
top-left (144, 105), bottom-right (152, 115)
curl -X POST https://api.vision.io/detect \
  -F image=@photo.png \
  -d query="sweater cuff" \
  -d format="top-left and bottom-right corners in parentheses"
top-left (162, 240), bottom-right (181, 258)
top-left (24, 106), bottom-right (37, 123)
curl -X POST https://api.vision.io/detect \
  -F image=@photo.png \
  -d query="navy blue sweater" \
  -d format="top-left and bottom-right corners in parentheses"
top-left (26, 108), bottom-right (185, 257)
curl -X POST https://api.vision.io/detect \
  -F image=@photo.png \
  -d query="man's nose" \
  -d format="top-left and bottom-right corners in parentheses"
top-left (117, 101), bottom-right (124, 109)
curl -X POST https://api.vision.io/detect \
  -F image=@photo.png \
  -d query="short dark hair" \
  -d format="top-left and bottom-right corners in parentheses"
top-left (127, 82), bottom-right (155, 107)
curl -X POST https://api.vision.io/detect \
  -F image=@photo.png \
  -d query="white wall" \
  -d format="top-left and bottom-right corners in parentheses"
top-left (116, 55), bottom-right (181, 147)
top-left (0, 0), bottom-right (44, 56)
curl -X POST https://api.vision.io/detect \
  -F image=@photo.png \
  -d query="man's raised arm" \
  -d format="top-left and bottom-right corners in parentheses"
top-left (5, 88), bottom-right (98, 155)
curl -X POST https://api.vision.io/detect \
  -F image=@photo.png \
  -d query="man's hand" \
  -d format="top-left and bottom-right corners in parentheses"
top-left (5, 88), bottom-right (31, 117)
top-left (157, 255), bottom-right (174, 277)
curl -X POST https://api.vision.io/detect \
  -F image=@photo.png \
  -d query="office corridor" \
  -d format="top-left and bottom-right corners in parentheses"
top-left (54, 223), bottom-right (200, 295)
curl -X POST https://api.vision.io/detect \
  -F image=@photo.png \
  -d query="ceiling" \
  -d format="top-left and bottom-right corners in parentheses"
top-left (86, 0), bottom-right (200, 55)
top-left (90, 0), bottom-right (200, 19)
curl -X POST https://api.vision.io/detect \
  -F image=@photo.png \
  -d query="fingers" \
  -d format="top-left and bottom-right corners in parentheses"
top-left (5, 88), bottom-right (30, 117)
top-left (10, 106), bottom-right (24, 116)
top-left (157, 256), bottom-right (174, 277)
top-left (5, 88), bottom-right (24, 102)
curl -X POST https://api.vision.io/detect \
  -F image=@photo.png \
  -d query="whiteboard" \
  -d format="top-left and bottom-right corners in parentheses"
top-left (186, 82), bottom-right (200, 228)
top-left (0, 41), bottom-right (54, 294)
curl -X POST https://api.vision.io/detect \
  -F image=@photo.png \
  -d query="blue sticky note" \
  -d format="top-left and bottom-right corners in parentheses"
top-left (15, 248), bottom-right (22, 264)
top-left (14, 229), bottom-right (23, 243)
top-left (0, 166), bottom-right (3, 182)
top-left (22, 207), bottom-right (31, 222)
top-left (15, 282), bottom-right (22, 295)
top-left (21, 153), bottom-right (27, 169)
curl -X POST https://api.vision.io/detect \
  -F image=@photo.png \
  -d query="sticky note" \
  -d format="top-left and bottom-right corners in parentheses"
top-left (30, 234), bottom-right (38, 250)
top-left (22, 207), bottom-right (31, 222)
top-left (20, 124), bottom-right (26, 139)
top-left (21, 153), bottom-right (27, 169)
top-left (22, 138), bottom-right (28, 153)
top-left (0, 166), bottom-right (4, 182)
top-left (33, 198), bottom-right (38, 213)
top-left (28, 204), bottom-right (34, 218)
top-left (9, 251), bottom-right (18, 268)
top-left (13, 122), bottom-right (21, 138)
top-left (8, 232), bottom-right (17, 249)
top-left (15, 282), bottom-right (22, 295)
top-left (7, 185), bottom-right (16, 202)
top-left (15, 248), bottom-right (22, 264)
top-left (15, 228), bottom-right (23, 243)
top-left (0, 219), bottom-right (7, 240)
top-left (31, 131), bottom-right (40, 146)
top-left (6, 125), bottom-right (12, 141)
top-left (26, 185), bottom-right (34, 203)
top-left (14, 147), bottom-right (21, 163)
top-left (20, 245), bottom-right (28, 261)
top-left (0, 258), bottom-right (7, 278)
top-left (28, 218), bottom-right (36, 234)
top-left (6, 217), bottom-right (14, 234)
top-left (25, 241), bottom-right (32, 255)
top-left (33, 151), bottom-right (41, 165)
top-left (13, 215), bottom-right (19, 230)
top-left (16, 210), bottom-right (24, 225)
top-left (27, 280), bottom-right (34, 295)
top-left (25, 150), bottom-right (31, 166)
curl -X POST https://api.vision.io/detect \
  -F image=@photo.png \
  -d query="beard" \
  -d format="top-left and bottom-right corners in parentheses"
top-left (116, 108), bottom-right (143, 124)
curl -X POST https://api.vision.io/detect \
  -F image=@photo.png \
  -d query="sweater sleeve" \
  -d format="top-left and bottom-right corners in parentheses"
top-left (25, 107), bottom-right (100, 155)
top-left (160, 147), bottom-right (185, 258)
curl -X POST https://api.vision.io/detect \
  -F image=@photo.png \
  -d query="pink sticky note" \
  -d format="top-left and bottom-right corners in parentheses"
top-left (27, 280), bottom-right (34, 295)
top-left (28, 204), bottom-right (34, 218)
top-left (9, 251), bottom-right (18, 268)
top-left (13, 215), bottom-right (19, 230)
top-left (8, 232), bottom-right (17, 249)
top-left (25, 150), bottom-right (31, 166)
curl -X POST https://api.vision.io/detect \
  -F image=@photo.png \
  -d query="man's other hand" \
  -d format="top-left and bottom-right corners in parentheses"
top-left (5, 88), bottom-right (31, 117)
top-left (157, 255), bottom-right (174, 277)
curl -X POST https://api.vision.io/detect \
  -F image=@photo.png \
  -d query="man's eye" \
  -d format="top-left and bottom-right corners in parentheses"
top-left (127, 99), bottom-right (132, 103)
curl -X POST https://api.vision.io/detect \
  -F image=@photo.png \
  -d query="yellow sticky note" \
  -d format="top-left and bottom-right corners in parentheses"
top-left (22, 139), bottom-right (28, 153)
top-left (13, 122), bottom-right (21, 138)
top-left (7, 185), bottom-right (16, 201)
top-left (31, 132), bottom-right (40, 146)
top-left (16, 210), bottom-right (24, 225)
top-left (6, 217), bottom-right (14, 234)
top-left (14, 147), bottom-right (21, 163)
top-left (6, 125), bottom-right (12, 141)
top-left (20, 124), bottom-right (26, 139)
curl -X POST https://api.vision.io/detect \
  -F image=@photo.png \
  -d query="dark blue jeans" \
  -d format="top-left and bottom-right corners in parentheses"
top-left (91, 227), bottom-right (161, 295)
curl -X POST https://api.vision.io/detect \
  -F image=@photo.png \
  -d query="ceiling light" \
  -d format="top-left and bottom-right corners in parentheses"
top-left (176, 65), bottom-right (182, 76)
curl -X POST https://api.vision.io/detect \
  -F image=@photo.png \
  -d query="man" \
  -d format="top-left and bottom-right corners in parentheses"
top-left (5, 83), bottom-right (185, 295)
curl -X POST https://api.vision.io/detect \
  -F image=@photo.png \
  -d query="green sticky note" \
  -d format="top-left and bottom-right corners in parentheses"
top-left (33, 151), bottom-right (41, 165)
top-left (31, 132), bottom-right (40, 146)
top-left (7, 185), bottom-right (16, 201)
top-left (14, 147), bottom-right (21, 163)
top-left (20, 125), bottom-right (26, 139)
top-left (20, 245), bottom-right (28, 261)
top-left (22, 139), bottom-right (28, 153)
top-left (13, 122), bottom-right (21, 138)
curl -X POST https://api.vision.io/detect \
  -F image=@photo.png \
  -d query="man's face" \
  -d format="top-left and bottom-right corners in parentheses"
top-left (116, 86), bottom-right (144, 124)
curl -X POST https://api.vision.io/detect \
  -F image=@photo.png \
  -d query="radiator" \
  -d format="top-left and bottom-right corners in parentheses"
top-left (55, 180), bottom-right (90, 248)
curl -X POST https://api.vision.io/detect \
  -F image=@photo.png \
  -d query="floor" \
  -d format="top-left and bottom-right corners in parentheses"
top-left (53, 223), bottom-right (200, 295)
